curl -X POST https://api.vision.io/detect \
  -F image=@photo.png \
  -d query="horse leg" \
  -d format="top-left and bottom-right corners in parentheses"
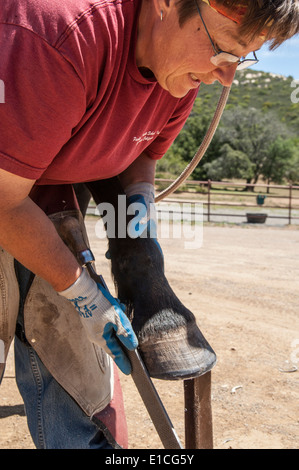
top-left (84, 178), bottom-right (216, 380)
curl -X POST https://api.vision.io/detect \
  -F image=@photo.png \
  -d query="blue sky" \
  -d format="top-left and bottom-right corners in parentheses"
top-left (251, 36), bottom-right (299, 79)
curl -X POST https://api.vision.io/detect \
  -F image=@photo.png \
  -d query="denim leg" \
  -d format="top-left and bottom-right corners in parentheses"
top-left (13, 262), bottom-right (113, 449)
top-left (14, 335), bottom-right (113, 449)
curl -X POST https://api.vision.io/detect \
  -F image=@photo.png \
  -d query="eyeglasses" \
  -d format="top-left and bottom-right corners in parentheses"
top-left (194, 0), bottom-right (259, 71)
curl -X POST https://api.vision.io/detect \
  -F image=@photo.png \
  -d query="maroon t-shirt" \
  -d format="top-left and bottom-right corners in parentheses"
top-left (0, 0), bottom-right (198, 185)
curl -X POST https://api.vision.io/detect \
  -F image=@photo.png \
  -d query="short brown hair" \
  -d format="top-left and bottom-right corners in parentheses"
top-left (175, 0), bottom-right (299, 48)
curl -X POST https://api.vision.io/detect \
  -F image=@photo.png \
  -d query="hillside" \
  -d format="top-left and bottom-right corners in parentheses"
top-left (157, 70), bottom-right (299, 183)
top-left (197, 69), bottom-right (299, 132)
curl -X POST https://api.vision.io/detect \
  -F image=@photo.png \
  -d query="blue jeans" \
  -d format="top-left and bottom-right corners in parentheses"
top-left (9, 261), bottom-right (114, 449)
top-left (13, 335), bottom-right (113, 449)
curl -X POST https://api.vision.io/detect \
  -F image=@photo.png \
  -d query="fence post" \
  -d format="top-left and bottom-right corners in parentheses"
top-left (288, 185), bottom-right (292, 225)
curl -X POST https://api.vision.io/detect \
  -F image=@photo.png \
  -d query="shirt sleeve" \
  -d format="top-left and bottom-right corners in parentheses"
top-left (0, 25), bottom-right (86, 180)
top-left (145, 88), bottom-right (198, 160)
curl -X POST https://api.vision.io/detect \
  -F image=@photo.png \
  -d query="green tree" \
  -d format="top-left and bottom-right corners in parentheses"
top-left (160, 97), bottom-right (222, 180)
top-left (218, 107), bottom-right (291, 186)
top-left (262, 138), bottom-right (295, 189)
top-left (284, 140), bottom-right (299, 184)
top-left (203, 143), bottom-right (254, 180)
top-left (157, 73), bottom-right (299, 183)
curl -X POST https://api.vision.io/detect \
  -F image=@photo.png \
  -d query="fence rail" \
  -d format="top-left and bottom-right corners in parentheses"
top-left (155, 179), bottom-right (299, 225)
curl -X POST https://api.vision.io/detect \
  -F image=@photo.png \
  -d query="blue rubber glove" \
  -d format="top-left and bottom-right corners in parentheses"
top-left (124, 182), bottom-right (164, 269)
top-left (58, 268), bottom-right (138, 375)
top-left (125, 182), bottom-right (158, 239)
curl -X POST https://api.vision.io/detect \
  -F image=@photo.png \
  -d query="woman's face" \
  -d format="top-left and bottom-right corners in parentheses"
top-left (138, 2), bottom-right (264, 98)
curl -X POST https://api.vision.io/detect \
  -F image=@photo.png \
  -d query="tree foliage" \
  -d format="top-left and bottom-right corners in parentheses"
top-left (157, 70), bottom-right (299, 185)
top-left (215, 107), bottom-right (291, 184)
top-left (203, 143), bottom-right (253, 181)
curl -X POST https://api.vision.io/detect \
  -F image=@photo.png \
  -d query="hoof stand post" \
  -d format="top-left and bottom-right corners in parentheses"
top-left (184, 372), bottom-right (213, 449)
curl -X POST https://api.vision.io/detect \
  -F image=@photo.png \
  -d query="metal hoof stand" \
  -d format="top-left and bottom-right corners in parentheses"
top-left (184, 372), bottom-right (213, 449)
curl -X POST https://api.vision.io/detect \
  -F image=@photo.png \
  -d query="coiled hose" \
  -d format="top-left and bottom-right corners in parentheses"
top-left (155, 85), bottom-right (231, 203)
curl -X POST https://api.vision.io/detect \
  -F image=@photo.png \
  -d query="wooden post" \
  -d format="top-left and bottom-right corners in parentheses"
top-left (288, 185), bottom-right (292, 225)
top-left (184, 372), bottom-right (213, 449)
top-left (207, 180), bottom-right (211, 222)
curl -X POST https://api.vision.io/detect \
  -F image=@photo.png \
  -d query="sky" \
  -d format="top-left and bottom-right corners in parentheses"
top-left (251, 36), bottom-right (299, 79)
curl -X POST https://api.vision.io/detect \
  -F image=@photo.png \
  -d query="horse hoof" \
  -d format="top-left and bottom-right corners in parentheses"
top-left (134, 309), bottom-right (217, 380)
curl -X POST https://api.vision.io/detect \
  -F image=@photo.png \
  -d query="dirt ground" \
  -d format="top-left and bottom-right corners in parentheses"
top-left (0, 218), bottom-right (298, 449)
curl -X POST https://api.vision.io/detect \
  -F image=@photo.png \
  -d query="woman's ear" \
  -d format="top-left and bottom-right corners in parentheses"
top-left (152, 0), bottom-right (173, 20)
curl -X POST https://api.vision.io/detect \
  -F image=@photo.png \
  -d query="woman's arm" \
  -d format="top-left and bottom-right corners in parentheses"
top-left (0, 168), bottom-right (82, 292)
